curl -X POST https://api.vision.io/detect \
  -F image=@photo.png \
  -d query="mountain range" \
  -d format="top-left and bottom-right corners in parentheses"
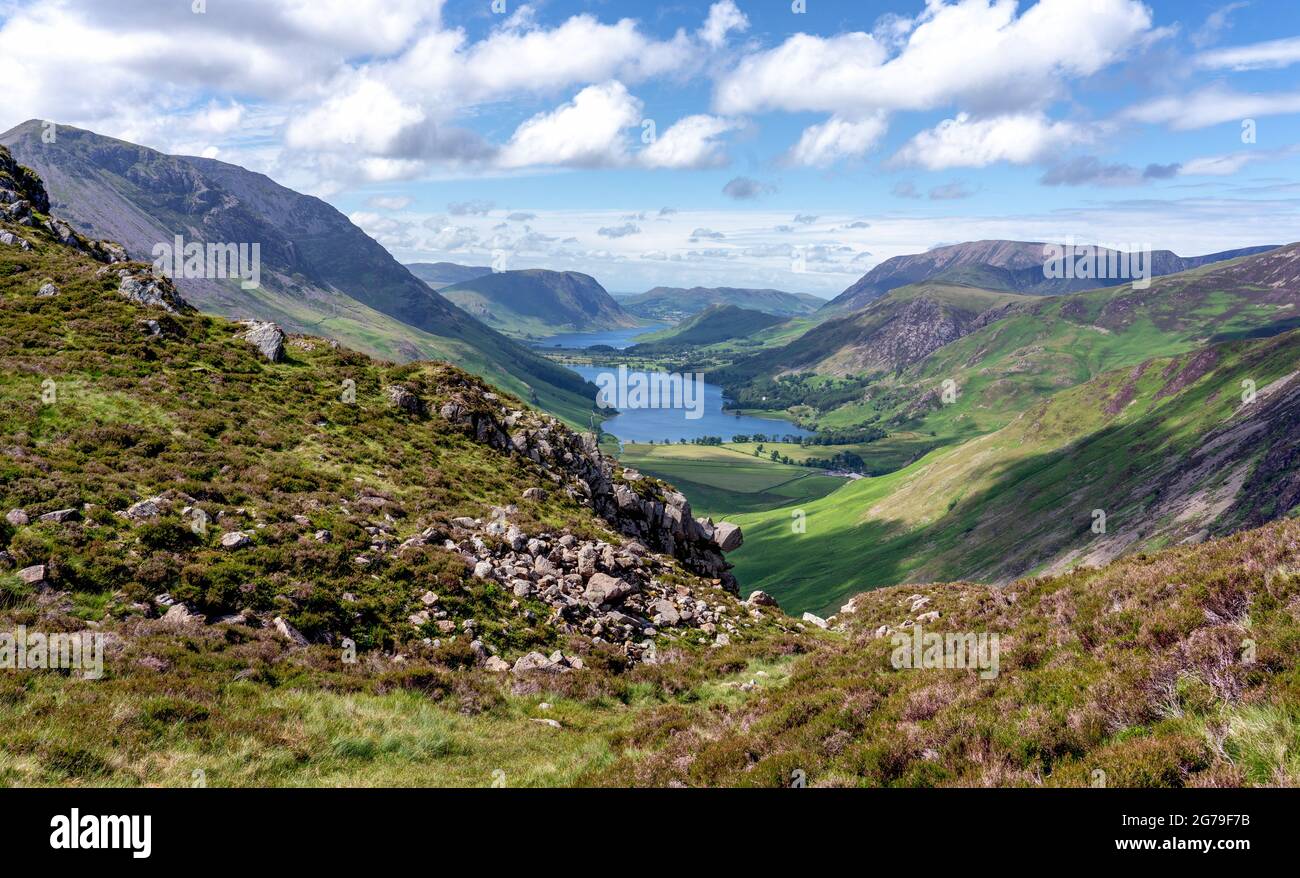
top-left (0, 120), bottom-right (595, 424)
top-left (826, 239), bottom-right (1279, 311)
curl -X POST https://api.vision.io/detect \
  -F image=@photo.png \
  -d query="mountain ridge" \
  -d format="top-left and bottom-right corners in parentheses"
top-left (829, 239), bottom-right (1279, 311)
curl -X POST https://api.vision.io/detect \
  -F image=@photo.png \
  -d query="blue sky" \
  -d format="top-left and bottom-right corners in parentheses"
top-left (3, 0), bottom-right (1300, 293)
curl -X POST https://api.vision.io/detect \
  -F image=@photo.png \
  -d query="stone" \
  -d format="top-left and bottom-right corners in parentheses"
top-left (220, 531), bottom-right (252, 549)
top-left (272, 616), bottom-right (309, 645)
top-left (39, 508), bottom-right (78, 523)
top-left (917, 610), bottom-right (941, 624)
top-left (531, 718), bottom-right (562, 729)
top-left (522, 487), bottom-right (546, 501)
top-left (745, 590), bottom-right (779, 609)
top-left (583, 572), bottom-right (635, 607)
top-left (712, 521), bottom-right (743, 552)
top-left (118, 271), bottom-right (187, 313)
top-left (18, 564), bottom-right (47, 587)
top-left (5, 509), bottom-right (28, 526)
top-left (484, 656), bottom-right (510, 672)
top-left (122, 497), bottom-right (163, 520)
top-left (801, 612), bottom-right (829, 629)
top-left (473, 560), bottom-right (495, 580)
top-left (511, 579), bottom-right (533, 598)
top-left (237, 320), bottom-right (286, 363)
top-left (162, 603), bottom-right (203, 626)
top-left (577, 545), bottom-right (597, 577)
top-left (650, 599), bottom-right (681, 626)
top-left (512, 651), bottom-right (561, 674)
top-left (313, 529), bottom-right (332, 542)
top-left (385, 385), bottom-right (425, 416)
top-left (419, 590), bottom-right (439, 606)
top-left (36, 282), bottom-right (58, 297)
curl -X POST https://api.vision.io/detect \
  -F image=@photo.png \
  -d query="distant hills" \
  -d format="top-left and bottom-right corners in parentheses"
top-left (719, 244), bottom-right (1300, 429)
top-left (628, 304), bottom-right (785, 354)
top-left (828, 239), bottom-right (1278, 311)
top-left (619, 286), bottom-right (825, 321)
top-left (406, 261), bottom-right (493, 289)
top-left (0, 120), bottom-right (595, 424)
top-left (438, 268), bottom-right (639, 339)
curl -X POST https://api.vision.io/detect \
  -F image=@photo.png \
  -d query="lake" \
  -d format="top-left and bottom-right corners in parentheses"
top-left (566, 364), bottom-right (814, 444)
top-left (530, 324), bottom-right (666, 350)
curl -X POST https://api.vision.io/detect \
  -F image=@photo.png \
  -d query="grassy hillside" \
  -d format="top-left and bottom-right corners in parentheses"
top-left (607, 518), bottom-right (1300, 787)
top-left (0, 124), bottom-right (596, 428)
top-left (729, 328), bottom-right (1300, 615)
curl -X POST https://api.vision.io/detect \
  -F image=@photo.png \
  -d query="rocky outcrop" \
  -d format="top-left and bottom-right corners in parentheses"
top-left (429, 505), bottom-right (754, 664)
top-left (386, 385), bottom-right (426, 416)
top-left (114, 266), bottom-right (191, 314)
top-left (237, 320), bottom-right (286, 363)
top-left (0, 144), bottom-right (49, 214)
top-left (431, 367), bottom-right (742, 593)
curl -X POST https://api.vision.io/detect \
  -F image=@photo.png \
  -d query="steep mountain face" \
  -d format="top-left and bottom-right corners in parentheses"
top-left (877, 243), bottom-right (1300, 436)
top-left (627, 304), bottom-right (784, 353)
top-left (621, 285), bottom-right (825, 320)
top-left (829, 239), bottom-right (1278, 311)
top-left (406, 261), bottom-right (493, 289)
top-left (439, 268), bottom-right (638, 338)
top-left (0, 120), bottom-right (594, 424)
top-left (716, 284), bottom-right (1031, 389)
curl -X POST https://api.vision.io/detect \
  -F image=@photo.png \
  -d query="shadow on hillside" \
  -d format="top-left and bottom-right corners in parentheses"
top-left (734, 333), bottom-right (1300, 616)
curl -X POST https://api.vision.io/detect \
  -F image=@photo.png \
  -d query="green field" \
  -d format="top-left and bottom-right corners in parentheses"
top-left (616, 443), bottom-right (846, 517)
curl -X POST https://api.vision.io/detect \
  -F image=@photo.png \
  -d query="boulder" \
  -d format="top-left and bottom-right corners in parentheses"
top-left (801, 612), bottom-right (829, 630)
top-left (162, 603), bottom-right (203, 626)
top-left (522, 487), bottom-right (546, 501)
top-left (712, 522), bottom-right (743, 552)
top-left (36, 282), bottom-right (58, 297)
top-left (583, 572), bottom-right (636, 607)
top-left (220, 531), bottom-right (252, 549)
top-left (272, 616), bottom-right (309, 646)
top-left (650, 599), bottom-right (681, 626)
top-left (39, 508), bottom-right (78, 523)
top-left (5, 508), bottom-right (28, 527)
top-left (484, 656), bottom-right (510, 672)
top-left (118, 270), bottom-right (188, 313)
top-left (745, 590), bottom-right (780, 609)
top-left (122, 497), bottom-right (163, 520)
top-left (385, 385), bottom-right (425, 416)
top-left (237, 321), bottom-right (286, 363)
top-left (18, 564), bottom-right (47, 587)
top-left (512, 651), bottom-right (562, 674)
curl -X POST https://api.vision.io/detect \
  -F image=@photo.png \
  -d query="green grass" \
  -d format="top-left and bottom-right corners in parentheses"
top-left (727, 329), bottom-right (1300, 615)
top-left (617, 443), bottom-right (845, 517)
